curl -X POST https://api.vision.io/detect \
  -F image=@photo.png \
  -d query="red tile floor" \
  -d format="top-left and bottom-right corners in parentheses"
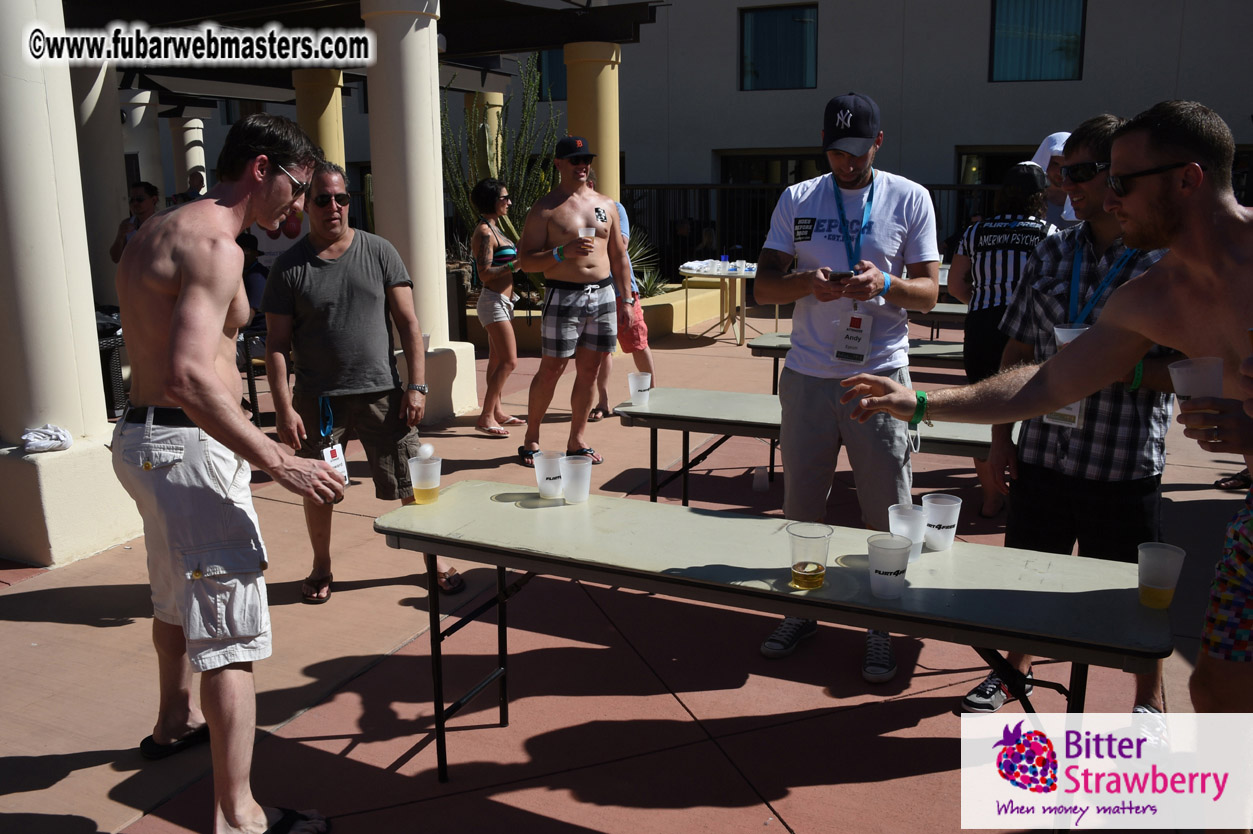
top-left (0, 306), bottom-right (1235, 833)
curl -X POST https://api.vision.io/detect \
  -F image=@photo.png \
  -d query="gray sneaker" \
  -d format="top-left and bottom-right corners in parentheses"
top-left (1132, 704), bottom-right (1169, 747)
top-left (760, 617), bottom-right (817, 658)
top-left (862, 629), bottom-right (897, 683)
top-left (961, 670), bottom-right (1034, 713)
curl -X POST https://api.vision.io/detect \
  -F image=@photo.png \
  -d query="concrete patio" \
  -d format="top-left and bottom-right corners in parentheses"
top-left (0, 304), bottom-right (1238, 834)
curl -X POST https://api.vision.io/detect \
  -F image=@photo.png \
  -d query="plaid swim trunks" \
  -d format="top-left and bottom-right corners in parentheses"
top-left (1202, 489), bottom-right (1253, 661)
top-left (540, 277), bottom-right (617, 358)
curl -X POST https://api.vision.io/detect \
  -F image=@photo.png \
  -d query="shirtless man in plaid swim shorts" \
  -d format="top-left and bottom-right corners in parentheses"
top-left (516, 136), bottom-right (632, 466)
top-left (843, 100), bottom-right (1253, 713)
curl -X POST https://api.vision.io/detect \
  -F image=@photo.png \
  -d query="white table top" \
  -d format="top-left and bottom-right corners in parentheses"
top-left (376, 480), bottom-right (1171, 671)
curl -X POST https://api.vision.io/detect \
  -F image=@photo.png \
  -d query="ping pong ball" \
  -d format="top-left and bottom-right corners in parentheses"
top-left (417, 443), bottom-right (435, 460)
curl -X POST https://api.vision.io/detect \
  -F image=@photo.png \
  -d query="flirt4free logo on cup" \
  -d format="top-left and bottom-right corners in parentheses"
top-left (961, 713), bottom-right (1253, 829)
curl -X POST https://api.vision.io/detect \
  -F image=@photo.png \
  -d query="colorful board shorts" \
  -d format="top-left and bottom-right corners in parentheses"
top-left (292, 388), bottom-right (422, 500)
top-left (112, 408), bottom-right (272, 672)
top-left (1202, 490), bottom-right (1253, 661)
top-left (540, 277), bottom-right (617, 358)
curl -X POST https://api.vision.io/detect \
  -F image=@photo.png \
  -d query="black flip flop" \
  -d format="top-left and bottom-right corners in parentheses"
top-left (265, 807), bottom-right (329, 834)
top-left (139, 724), bottom-right (209, 760)
top-left (518, 446), bottom-right (538, 467)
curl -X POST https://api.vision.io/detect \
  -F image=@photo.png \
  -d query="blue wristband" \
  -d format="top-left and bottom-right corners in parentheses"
top-left (879, 272), bottom-right (891, 298)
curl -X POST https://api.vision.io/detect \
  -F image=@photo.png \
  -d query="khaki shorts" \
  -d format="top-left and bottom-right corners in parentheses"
top-left (112, 410), bottom-right (271, 672)
top-left (293, 388), bottom-right (422, 500)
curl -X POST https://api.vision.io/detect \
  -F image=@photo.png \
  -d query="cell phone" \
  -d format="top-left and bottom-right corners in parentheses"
top-left (829, 270), bottom-right (854, 281)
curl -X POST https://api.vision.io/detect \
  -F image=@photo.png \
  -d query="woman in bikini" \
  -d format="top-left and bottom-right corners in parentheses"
top-left (471, 178), bottom-right (525, 436)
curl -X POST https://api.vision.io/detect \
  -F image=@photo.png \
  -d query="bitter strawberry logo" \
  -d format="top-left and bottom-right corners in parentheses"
top-left (994, 721), bottom-right (1058, 793)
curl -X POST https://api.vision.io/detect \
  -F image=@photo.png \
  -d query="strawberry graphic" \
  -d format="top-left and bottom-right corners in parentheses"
top-left (993, 720), bottom-right (1058, 793)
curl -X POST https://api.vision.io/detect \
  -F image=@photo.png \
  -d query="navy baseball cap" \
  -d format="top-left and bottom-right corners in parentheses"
top-left (555, 135), bottom-right (597, 159)
top-left (822, 93), bottom-right (881, 156)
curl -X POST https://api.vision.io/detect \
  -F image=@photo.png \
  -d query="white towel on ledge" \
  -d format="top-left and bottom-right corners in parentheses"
top-left (22, 424), bottom-right (72, 453)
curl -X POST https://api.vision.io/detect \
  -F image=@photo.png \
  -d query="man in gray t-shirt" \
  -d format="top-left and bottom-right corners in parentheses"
top-left (265, 161), bottom-right (464, 603)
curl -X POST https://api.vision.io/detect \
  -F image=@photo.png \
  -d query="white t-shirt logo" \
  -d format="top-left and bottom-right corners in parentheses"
top-left (835, 109), bottom-right (853, 129)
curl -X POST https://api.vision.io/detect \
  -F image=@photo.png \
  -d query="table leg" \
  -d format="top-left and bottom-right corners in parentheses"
top-left (737, 275), bottom-right (746, 346)
top-left (1067, 664), bottom-right (1089, 713)
top-left (649, 428), bottom-right (658, 502)
top-left (425, 551), bottom-right (449, 782)
top-left (497, 566), bottom-right (509, 726)
top-left (682, 431), bottom-right (690, 507)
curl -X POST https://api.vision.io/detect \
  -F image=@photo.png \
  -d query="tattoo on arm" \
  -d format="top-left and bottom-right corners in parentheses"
top-left (756, 248), bottom-right (794, 276)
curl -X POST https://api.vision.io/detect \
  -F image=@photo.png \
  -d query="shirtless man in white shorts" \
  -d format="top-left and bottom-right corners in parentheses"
top-left (113, 113), bottom-right (342, 834)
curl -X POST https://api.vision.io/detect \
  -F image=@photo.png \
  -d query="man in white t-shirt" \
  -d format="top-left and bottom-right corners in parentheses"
top-left (754, 92), bottom-right (940, 683)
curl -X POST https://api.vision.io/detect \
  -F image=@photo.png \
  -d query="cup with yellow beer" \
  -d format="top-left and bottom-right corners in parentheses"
top-left (786, 522), bottom-right (833, 590)
top-left (1137, 542), bottom-right (1185, 609)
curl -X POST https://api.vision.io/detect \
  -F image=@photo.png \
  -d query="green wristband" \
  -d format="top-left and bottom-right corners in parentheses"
top-left (1129, 360), bottom-right (1144, 391)
top-left (909, 390), bottom-right (927, 427)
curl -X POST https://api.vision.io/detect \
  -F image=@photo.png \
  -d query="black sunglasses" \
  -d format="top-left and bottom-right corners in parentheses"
top-left (313, 193), bottom-right (351, 208)
top-left (1106, 161), bottom-right (1197, 198)
top-left (567, 155), bottom-right (594, 165)
top-left (276, 163), bottom-right (311, 198)
top-left (1059, 161), bottom-right (1110, 184)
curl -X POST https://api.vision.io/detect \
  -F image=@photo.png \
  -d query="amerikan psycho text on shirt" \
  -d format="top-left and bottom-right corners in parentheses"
top-left (793, 217), bottom-right (875, 244)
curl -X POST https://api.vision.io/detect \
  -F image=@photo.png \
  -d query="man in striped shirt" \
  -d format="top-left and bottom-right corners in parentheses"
top-left (953, 115), bottom-right (1175, 714)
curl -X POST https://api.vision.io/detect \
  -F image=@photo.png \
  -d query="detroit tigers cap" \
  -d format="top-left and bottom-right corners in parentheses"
top-left (822, 93), bottom-right (881, 156)
top-left (554, 135), bottom-right (597, 159)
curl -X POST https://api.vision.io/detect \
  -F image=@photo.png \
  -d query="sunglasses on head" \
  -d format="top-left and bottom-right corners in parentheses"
top-left (313, 193), bottom-right (351, 208)
top-left (1106, 161), bottom-right (1199, 198)
top-left (1059, 161), bottom-right (1110, 184)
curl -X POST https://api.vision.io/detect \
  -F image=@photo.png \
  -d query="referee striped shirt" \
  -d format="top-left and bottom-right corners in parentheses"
top-left (956, 214), bottom-right (1057, 311)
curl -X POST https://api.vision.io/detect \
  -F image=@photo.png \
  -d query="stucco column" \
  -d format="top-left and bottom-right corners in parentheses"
top-left (294, 68), bottom-right (346, 169)
top-left (69, 63), bottom-right (128, 306)
top-left (564, 41), bottom-right (621, 202)
top-left (361, 0), bottom-right (477, 420)
top-left (464, 90), bottom-right (503, 178)
top-left (0, 0), bottom-right (140, 566)
top-left (169, 117), bottom-right (206, 197)
top-left (118, 89), bottom-right (164, 189)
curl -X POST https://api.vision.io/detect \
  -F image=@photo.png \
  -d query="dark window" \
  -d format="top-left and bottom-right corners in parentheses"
top-left (740, 5), bottom-right (817, 91)
top-left (989, 0), bottom-right (1085, 82)
top-left (539, 49), bottom-right (567, 101)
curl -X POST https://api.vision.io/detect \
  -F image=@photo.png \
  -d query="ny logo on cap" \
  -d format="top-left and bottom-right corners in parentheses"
top-left (835, 109), bottom-right (853, 129)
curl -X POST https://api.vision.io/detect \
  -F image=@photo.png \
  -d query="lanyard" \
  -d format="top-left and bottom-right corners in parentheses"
top-left (1069, 246), bottom-right (1137, 325)
top-left (318, 396), bottom-right (334, 439)
top-left (833, 170), bottom-right (875, 271)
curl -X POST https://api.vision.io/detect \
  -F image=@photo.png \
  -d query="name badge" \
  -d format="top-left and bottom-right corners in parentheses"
top-left (1043, 400), bottom-right (1084, 429)
top-left (833, 306), bottom-right (873, 365)
top-left (321, 443), bottom-right (350, 484)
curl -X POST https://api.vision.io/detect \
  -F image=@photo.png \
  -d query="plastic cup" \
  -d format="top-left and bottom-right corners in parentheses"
top-left (1053, 324), bottom-right (1088, 347)
top-left (786, 522), bottom-right (833, 590)
top-left (533, 451), bottom-right (564, 499)
top-left (628, 372), bottom-right (652, 405)
top-left (1168, 357), bottom-right (1224, 401)
top-left (866, 533), bottom-right (913, 599)
top-left (422, 333), bottom-right (431, 352)
top-left (579, 226), bottom-right (595, 244)
top-left (921, 493), bottom-right (962, 551)
top-left (1138, 542), bottom-right (1185, 609)
top-left (559, 455), bottom-right (593, 504)
top-left (407, 456), bottom-right (441, 505)
top-left (888, 503), bottom-right (927, 564)
top-left (736, 259), bottom-right (747, 272)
